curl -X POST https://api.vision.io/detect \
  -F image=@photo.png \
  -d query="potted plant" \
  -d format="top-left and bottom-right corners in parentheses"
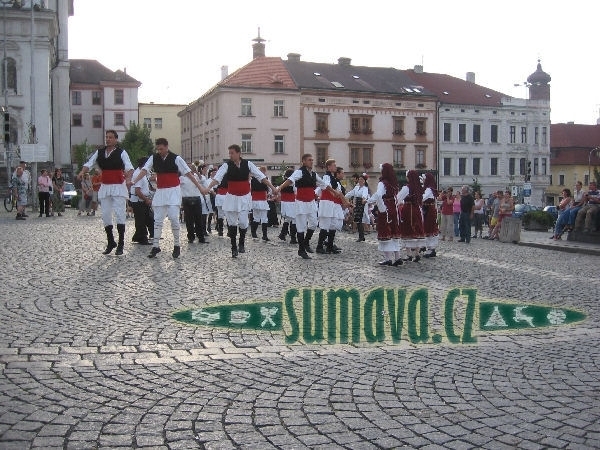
top-left (521, 210), bottom-right (555, 231)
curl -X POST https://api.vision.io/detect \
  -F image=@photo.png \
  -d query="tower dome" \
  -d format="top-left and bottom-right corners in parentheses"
top-left (527, 60), bottom-right (551, 85)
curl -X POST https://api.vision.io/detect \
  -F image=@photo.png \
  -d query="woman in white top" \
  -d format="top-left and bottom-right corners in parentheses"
top-left (472, 191), bottom-right (486, 239)
top-left (345, 175), bottom-right (370, 241)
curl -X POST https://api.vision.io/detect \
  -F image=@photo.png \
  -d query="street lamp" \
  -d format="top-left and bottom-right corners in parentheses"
top-left (589, 147), bottom-right (600, 184)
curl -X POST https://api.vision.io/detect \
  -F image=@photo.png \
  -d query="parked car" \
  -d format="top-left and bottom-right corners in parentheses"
top-left (513, 204), bottom-right (538, 218)
top-left (543, 205), bottom-right (559, 220)
top-left (62, 182), bottom-right (77, 206)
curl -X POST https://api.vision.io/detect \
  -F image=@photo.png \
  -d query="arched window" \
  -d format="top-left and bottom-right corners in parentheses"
top-left (1, 57), bottom-right (17, 92)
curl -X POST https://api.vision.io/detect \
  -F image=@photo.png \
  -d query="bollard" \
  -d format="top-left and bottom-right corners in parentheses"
top-left (499, 217), bottom-right (521, 243)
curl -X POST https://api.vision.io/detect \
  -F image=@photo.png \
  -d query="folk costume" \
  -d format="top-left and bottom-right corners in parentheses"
top-left (345, 181), bottom-right (369, 242)
top-left (316, 171), bottom-right (345, 254)
top-left (180, 170), bottom-right (206, 244)
top-left (398, 170), bottom-right (425, 261)
top-left (250, 177), bottom-right (271, 241)
top-left (421, 172), bottom-right (439, 257)
top-left (130, 162), bottom-right (154, 245)
top-left (212, 158), bottom-right (267, 257)
top-left (214, 174), bottom-right (227, 236)
top-left (278, 168), bottom-right (297, 243)
top-left (83, 145), bottom-right (134, 255)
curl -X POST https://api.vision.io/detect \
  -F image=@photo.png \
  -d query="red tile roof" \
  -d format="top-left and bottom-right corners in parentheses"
top-left (404, 70), bottom-right (508, 107)
top-left (551, 123), bottom-right (600, 165)
top-left (220, 57), bottom-right (297, 90)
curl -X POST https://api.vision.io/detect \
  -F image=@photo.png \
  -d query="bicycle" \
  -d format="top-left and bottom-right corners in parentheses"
top-left (4, 189), bottom-right (16, 212)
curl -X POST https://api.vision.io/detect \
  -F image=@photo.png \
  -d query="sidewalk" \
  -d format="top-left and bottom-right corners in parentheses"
top-left (517, 229), bottom-right (600, 256)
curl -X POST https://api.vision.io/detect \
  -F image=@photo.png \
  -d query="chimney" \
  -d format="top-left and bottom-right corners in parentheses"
top-left (252, 28), bottom-right (266, 59)
top-left (466, 72), bottom-right (475, 83)
top-left (338, 57), bottom-right (351, 66)
top-left (414, 65), bottom-right (423, 74)
top-left (221, 65), bottom-right (229, 80)
top-left (287, 53), bottom-right (301, 62)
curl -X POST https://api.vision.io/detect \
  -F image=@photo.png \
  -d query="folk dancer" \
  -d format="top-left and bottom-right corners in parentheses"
top-left (398, 169), bottom-right (425, 262)
top-left (131, 138), bottom-right (208, 259)
top-left (345, 174), bottom-right (369, 242)
top-left (78, 130), bottom-right (134, 255)
top-left (316, 159), bottom-right (348, 254)
top-left (275, 154), bottom-right (344, 259)
top-left (367, 163), bottom-right (403, 266)
top-left (250, 166), bottom-right (272, 242)
top-left (206, 145), bottom-right (277, 258)
top-left (421, 172), bottom-right (439, 257)
top-left (278, 168), bottom-right (297, 243)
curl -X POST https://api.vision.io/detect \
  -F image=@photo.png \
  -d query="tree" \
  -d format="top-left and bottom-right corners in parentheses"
top-left (72, 139), bottom-right (96, 172)
top-left (470, 177), bottom-right (482, 194)
top-left (121, 121), bottom-right (154, 164)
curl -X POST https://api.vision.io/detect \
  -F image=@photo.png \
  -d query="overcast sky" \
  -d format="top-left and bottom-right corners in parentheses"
top-left (68, 0), bottom-right (599, 125)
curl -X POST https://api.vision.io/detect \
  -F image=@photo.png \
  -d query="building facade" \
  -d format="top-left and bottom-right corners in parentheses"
top-left (138, 103), bottom-right (185, 155)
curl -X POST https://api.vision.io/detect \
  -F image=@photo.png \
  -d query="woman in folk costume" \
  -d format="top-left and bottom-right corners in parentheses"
top-left (398, 169), bottom-right (426, 262)
top-left (345, 174), bottom-right (370, 242)
top-left (368, 163), bottom-right (403, 266)
top-left (421, 172), bottom-right (440, 258)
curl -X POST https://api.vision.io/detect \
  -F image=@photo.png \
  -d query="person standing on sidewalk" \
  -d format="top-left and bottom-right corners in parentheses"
top-left (131, 138), bottom-right (208, 259)
top-left (79, 130), bottom-right (134, 255)
top-left (37, 169), bottom-right (52, 217)
top-left (130, 157), bottom-right (154, 246)
top-left (206, 145), bottom-right (277, 258)
top-left (458, 185), bottom-right (475, 243)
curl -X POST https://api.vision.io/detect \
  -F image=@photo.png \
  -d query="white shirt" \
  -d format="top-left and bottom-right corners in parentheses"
top-left (130, 167), bottom-right (151, 202)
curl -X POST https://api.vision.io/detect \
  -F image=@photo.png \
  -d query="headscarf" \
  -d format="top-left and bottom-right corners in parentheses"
top-left (380, 163), bottom-right (399, 197)
top-left (423, 172), bottom-right (437, 198)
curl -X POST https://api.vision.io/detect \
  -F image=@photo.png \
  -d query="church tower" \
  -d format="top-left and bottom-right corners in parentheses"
top-left (527, 60), bottom-right (551, 101)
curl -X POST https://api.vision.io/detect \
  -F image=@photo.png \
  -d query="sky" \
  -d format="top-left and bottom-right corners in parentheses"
top-left (68, 0), bottom-right (600, 125)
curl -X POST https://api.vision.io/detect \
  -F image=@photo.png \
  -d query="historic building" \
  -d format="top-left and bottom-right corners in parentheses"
top-left (1, 0), bottom-right (72, 177)
top-left (138, 103), bottom-right (185, 155)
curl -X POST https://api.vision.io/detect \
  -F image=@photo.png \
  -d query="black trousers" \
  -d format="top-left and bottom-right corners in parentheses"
top-left (38, 192), bottom-right (50, 215)
top-left (131, 201), bottom-right (154, 241)
top-left (182, 197), bottom-right (204, 241)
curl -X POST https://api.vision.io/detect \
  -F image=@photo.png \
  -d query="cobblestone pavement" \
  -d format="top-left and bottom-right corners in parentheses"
top-left (1, 208), bottom-right (599, 449)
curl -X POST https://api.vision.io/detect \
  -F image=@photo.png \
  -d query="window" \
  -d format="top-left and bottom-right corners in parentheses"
top-left (241, 134), bottom-right (252, 153)
top-left (509, 126), bottom-right (516, 143)
top-left (509, 158), bottom-right (515, 176)
top-left (1, 57), bottom-right (17, 91)
top-left (114, 113), bottom-right (124, 126)
top-left (491, 158), bottom-right (498, 175)
top-left (541, 157), bottom-right (547, 175)
top-left (241, 98), bottom-right (252, 116)
top-left (349, 145), bottom-right (373, 168)
top-left (92, 91), bottom-right (102, 105)
top-left (534, 127), bottom-right (539, 144)
top-left (72, 113), bottom-right (82, 127)
top-left (458, 158), bottom-right (466, 176)
top-left (114, 89), bottom-right (124, 105)
top-left (443, 123), bottom-right (451, 142)
top-left (392, 145), bottom-right (404, 167)
top-left (143, 118), bottom-right (151, 129)
top-left (92, 115), bottom-right (102, 128)
top-left (519, 158), bottom-right (526, 175)
top-left (394, 117), bottom-right (405, 135)
top-left (458, 124), bottom-right (466, 142)
top-left (316, 146), bottom-right (328, 168)
top-left (273, 100), bottom-right (284, 117)
top-left (584, 174), bottom-right (589, 185)
top-left (473, 124), bottom-right (481, 143)
top-left (316, 113), bottom-right (329, 132)
top-left (534, 158), bottom-right (539, 175)
top-left (72, 91), bottom-right (82, 105)
top-left (350, 116), bottom-right (372, 134)
top-left (473, 158), bottom-right (481, 176)
top-left (416, 119), bottom-right (426, 136)
top-left (415, 146), bottom-right (426, 167)
top-left (542, 127), bottom-right (547, 145)
top-left (443, 158), bottom-right (451, 176)
top-left (491, 124), bottom-right (498, 143)
top-left (154, 118), bottom-right (163, 129)
top-left (274, 135), bottom-right (285, 154)
top-left (521, 126), bottom-right (527, 144)
top-left (559, 174), bottom-right (565, 186)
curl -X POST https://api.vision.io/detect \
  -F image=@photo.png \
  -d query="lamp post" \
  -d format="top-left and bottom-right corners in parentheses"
top-left (588, 147), bottom-right (600, 184)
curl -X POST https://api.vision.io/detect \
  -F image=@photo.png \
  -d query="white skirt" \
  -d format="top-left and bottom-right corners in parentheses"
top-left (223, 193), bottom-right (251, 212)
top-left (152, 186), bottom-right (182, 207)
top-left (98, 182), bottom-right (128, 199)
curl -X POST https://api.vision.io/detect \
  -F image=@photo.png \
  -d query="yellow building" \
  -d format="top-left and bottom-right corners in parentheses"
top-left (138, 103), bottom-right (186, 155)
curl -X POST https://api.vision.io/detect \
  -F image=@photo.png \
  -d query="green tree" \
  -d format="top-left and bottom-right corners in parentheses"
top-left (73, 139), bottom-right (96, 172)
top-left (470, 177), bottom-right (482, 194)
top-left (121, 121), bottom-right (154, 164)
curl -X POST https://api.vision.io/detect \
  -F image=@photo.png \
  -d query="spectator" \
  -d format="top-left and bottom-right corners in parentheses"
top-left (488, 190), bottom-right (514, 240)
top-left (52, 168), bottom-right (66, 217)
top-left (90, 169), bottom-right (102, 216)
top-left (484, 191), bottom-right (502, 239)
top-left (458, 185), bottom-right (475, 243)
top-left (180, 163), bottom-right (206, 244)
top-left (550, 188), bottom-right (573, 240)
top-left (472, 191), bottom-right (486, 239)
top-left (439, 187), bottom-right (454, 241)
top-left (78, 173), bottom-right (93, 216)
top-left (573, 181), bottom-right (600, 232)
top-left (10, 166), bottom-right (28, 220)
top-left (37, 169), bottom-right (52, 217)
top-left (130, 157), bottom-right (154, 245)
top-left (452, 190), bottom-right (461, 237)
top-left (564, 181), bottom-right (584, 232)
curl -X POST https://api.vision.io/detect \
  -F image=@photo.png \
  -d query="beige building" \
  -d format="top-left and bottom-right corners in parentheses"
top-left (138, 103), bottom-right (185, 155)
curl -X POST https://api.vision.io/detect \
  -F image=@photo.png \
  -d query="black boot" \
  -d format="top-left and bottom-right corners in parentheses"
top-left (115, 224), bottom-right (125, 255)
top-left (262, 223), bottom-right (270, 241)
top-left (327, 230), bottom-right (341, 254)
top-left (289, 223), bottom-right (298, 244)
top-left (279, 222), bottom-right (289, 241)
top-left (217, 218), bottom-right (224, 236)
top-left (297, 232), bottom-right (310, 259)
top-left (316, 229), bottom-right (328, 254)
top-left (304, 229), bottom-right (315, 253)
top-left (251, 222), bottom-right (259, 239)
top-left (103, 225), bottom-right (117, 254)
top-left (357, 223), bottom-right (365, 242)
top-left (228, 226), bottom-right (238, 257)
top-left (238, 227), bottom-right (247, 253)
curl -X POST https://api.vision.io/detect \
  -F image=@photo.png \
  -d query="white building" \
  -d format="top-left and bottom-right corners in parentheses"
top-left (1, 0), bottom-right (72, 177)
